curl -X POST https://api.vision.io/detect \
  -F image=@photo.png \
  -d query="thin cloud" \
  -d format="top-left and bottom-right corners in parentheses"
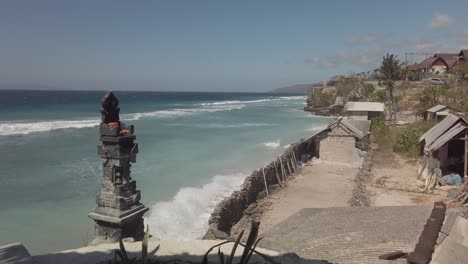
top-left (453, 29), bottom-right (468, 42)
top-left (347, 34), bottom-right (378, 47)
top-left (306, 50), bottom-right (382, 69)
top-left (428, 12), bottom-right (453, 29)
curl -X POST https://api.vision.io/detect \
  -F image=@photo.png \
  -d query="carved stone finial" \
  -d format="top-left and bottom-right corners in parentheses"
top-left (101, 91), bottom-right (120, 123)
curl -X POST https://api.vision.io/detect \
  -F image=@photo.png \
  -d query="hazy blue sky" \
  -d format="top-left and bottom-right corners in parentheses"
top-left (1, 0), bottom-right (467, 91)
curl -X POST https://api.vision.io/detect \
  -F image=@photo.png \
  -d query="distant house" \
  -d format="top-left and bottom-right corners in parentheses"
top-left (408, 52), bottom-right (465, 74)
top-left (458, 50), bottom-right (468, 61)
top-left (408, 57), bottom-right (450, 74)
top-left (419, 113), bottom-right (468, 177)
top-left (419, 105), bottom-right (463, 121)
top-left (345, 101), bottom-right (385, 120)
top-left (434, 53), bottom-right (459, 69)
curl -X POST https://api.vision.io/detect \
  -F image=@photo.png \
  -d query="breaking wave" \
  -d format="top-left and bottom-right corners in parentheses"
top-left (0, 105), bottom-right (245, 136)
top-left (263, 140), bottom-right (281, 149)
top-left (0, 119), bottom-right (101, 136)
top-left (198, 99), bottom-right (277, 106)
top-left (145, 173), bottom-right (245, 240)
top-left (278, 96), bottom-right (306, 100)
top-left (196, 96), bottom-right (306, 107)
top-left (128, 104), bottom-right (245, 119)
top-left (168, 122), bottom-right (275, 128)
top-left (308, 124), bottom-right (328, 132)
top-left (202, 122), bottom-right (274, 128)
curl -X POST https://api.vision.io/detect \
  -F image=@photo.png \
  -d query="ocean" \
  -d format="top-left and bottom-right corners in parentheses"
top-left (0, 90), bottom-right (328, 254)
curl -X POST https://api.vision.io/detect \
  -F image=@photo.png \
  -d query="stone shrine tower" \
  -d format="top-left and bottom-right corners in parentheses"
top-left (88, 91), bottom-right (148, 245)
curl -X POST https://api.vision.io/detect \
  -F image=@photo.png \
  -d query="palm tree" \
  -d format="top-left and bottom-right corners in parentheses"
top-left (380, 54), bottom-right (403, 122)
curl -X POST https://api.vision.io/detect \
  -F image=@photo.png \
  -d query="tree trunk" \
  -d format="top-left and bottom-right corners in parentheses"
top-left (386, 82), bottom-right (395, 122)
top-left (390, 87), bottom-right (396, 123)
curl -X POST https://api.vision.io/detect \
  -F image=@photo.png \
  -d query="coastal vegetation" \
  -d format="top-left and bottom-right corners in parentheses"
top-left (309, 90), bottom-right (335, 108)
top-left (113, 226), bottom-right (151, 264)
top-left (371, 115), bottom-right (433, 157)
top-left (378, 54), bottom-right (405, 122)
top-left (370, 116), bottom-right (389, 144)
top-left (111, 224), bottom-right (267, 264)
top-left (202, 222), bottom-right (268, 264)
top-left (392, 122), bottom-right (431, 157)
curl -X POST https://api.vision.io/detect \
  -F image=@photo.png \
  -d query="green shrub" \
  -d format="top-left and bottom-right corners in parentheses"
top-left (371, 116), bottom-right (390, 143)
top-left (369, 89), bottom-right (387, 102)
top-left (202, 221), bottom-right (266, 264)
top-left (310, 92), bottom-right (335, 108)
top-left (114, 225), bottom-right (151, 264)
top-left (360, 83), bottom-right (375, 99)
top-left (392, 123), bottom-right (428, 157)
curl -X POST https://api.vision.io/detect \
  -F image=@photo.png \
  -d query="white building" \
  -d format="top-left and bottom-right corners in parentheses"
top-left (345, 102), bottom-right (385, 120)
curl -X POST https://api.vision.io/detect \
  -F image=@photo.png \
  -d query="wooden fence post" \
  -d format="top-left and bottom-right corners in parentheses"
top-left (273, 161), bottom-right (283, 187)
top-left (292, 151), bottom-right (298, 170)
top-left (262, 167), bottom-right (269, 197)
top-left (279, 156), bottom-right (286, 184)
top-left (286, 156), bottom-right (292, 175)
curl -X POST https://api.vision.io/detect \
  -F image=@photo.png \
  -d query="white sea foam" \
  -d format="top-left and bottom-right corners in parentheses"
top-left (145, 173), bottom-right (245, 240)
top-left (0, 119), bottom-right (101, 136)
top-left (132, 104), bottom-right (245, 119)
top-left (263, 140), bottom-right (281, 149)
top-left (198, 99), bottom-right (277, 106)
top-left (0, 105), bottom-right (245, 136)
top-left (308, 124), bottom-right (328, 132)
top-left (278, 96), bottom-right (306, 100)
top-left (200, 122), bottom-right (274, 128)
top-left (168, 122), bottom-right (275, 129)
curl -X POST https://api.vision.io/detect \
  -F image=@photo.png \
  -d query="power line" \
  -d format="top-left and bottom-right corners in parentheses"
top-left (404, 52), bottom-right (432, 65)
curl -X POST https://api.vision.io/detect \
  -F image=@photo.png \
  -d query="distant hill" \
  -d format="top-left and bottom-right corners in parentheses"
top-left (271, 83), bottom-right (322, 94)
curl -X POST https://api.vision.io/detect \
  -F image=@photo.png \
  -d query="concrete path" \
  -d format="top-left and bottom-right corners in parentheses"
top-left (258, 160), bottom-right (358, 234)
top-left (259, 206), bottom-right (432, 264)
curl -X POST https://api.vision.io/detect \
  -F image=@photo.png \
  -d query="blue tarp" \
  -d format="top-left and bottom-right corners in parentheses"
top-left (440, 174), bottom-right (463, 186)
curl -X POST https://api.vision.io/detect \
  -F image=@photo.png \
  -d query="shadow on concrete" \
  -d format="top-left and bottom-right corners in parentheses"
top-left (31, 248), bottom-right (332, 264)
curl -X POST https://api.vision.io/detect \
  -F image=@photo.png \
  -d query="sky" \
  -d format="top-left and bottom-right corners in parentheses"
top-left (1, 0), bottom-right (468, 92)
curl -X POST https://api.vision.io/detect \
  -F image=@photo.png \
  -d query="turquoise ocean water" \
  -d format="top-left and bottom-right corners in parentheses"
top-left (0, 90), bottom-right (328, 254)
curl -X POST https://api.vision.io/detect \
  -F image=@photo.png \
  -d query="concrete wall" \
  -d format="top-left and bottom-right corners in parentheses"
top-left (349, 111), bottom-right (369, 120)
top-left (203, 131), bottom-right (326, 239)
top-left (319, 123), bottom-right (365, 167)
top-left (319, 135), bottom-right (363, 167)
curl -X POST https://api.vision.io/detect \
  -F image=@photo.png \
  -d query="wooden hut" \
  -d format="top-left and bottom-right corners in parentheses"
top-left (345, 101), bottom-right (384, 120)
top-left (319, 118), bottom-right (371, 167)
top-left (419, 113), bottom-right (468, 178)
top-left (418, 104), bottom-right (462, 121)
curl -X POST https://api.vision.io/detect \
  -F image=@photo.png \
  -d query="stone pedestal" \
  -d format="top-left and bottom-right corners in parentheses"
top-left (88, 92), bottom-right (148, 245)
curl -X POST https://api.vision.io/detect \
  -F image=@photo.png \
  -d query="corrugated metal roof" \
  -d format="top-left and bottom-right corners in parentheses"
top-left (426, 123), bottom-right (467, 152)
top-left (303, 126), bottom-right (330, 142)
top-left (427, 104), bottom-right (448, 113)
top-left (419, 114), bottom-right (466, 145)
top-left (328, 118), bottom-right (366, 139)
top-left (347, 119), bottom-right (371, 134)
top-left (345, 102), bottom-right (384, 112)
